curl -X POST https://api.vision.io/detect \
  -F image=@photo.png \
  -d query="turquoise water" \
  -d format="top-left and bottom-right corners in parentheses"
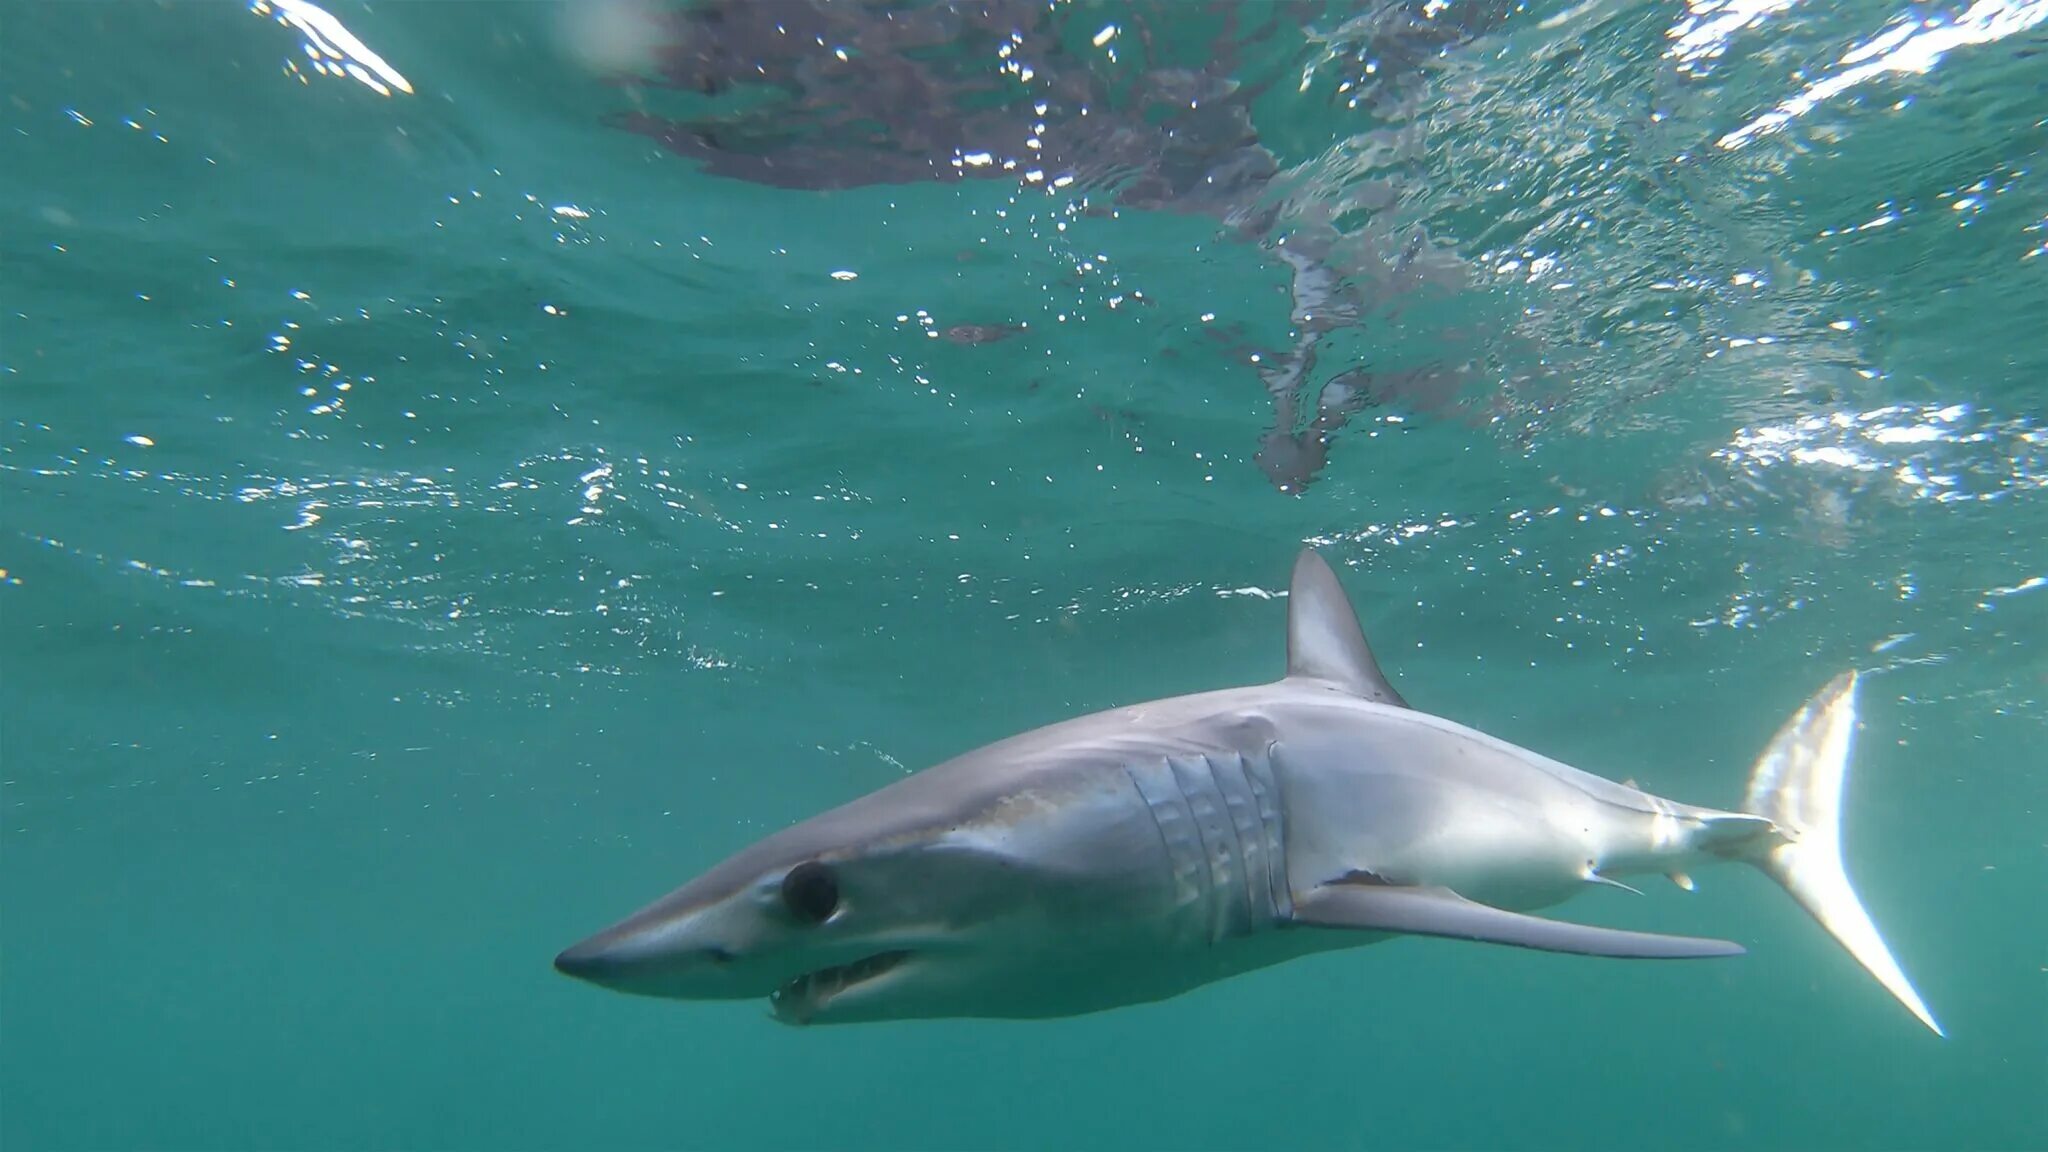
top-left (4, 1), bottom-right (2044, 1148)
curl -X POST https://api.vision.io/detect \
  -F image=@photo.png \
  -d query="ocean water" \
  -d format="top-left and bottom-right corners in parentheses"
top-left (3, 1), bottom-right (2044, 1148)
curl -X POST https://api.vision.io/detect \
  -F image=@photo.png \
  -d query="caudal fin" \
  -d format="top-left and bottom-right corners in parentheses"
top-left (1741, 671), bottom-right (1942, 1036)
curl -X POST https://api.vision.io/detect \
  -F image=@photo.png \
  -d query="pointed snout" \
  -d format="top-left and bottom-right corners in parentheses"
top-left (554, 919), bottom-right (709, 995)
top-left (553, 897), bottom-right (772, 1000)
top-left (553, 934), bottom-right (642, 982)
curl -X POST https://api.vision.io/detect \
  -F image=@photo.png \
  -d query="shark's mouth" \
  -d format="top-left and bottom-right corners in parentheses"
top-left (769, 951), bottom-right (909, 1025)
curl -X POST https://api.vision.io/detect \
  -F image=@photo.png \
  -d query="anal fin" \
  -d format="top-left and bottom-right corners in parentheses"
top-left (1293, 882), bottom-right (1745, 959)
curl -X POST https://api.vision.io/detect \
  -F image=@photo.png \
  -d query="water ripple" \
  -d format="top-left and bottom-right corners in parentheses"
top-left (1717, 0), bottom-right (2048, 150)
top-left (1714, 401), bottom-right (2048, 503)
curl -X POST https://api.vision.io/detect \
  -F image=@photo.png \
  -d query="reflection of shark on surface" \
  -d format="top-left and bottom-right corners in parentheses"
top-left (596, 0), bottom-right (1515, 491)
top-left (558, 549), bottom-right (1941, 1035)
top-left (1243, 227), bottom-right (1482, 490)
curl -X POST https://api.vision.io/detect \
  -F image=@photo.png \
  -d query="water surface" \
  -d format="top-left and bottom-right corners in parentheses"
top-left (3, 2), bottom-right (2044, 1148)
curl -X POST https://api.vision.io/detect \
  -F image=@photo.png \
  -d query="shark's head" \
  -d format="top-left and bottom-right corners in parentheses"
top-left (554, 766), bottom-right (1167, 1025)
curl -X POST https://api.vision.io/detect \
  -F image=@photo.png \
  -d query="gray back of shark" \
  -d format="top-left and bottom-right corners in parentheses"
top-left (557, 549), bottom-right (1942, 1035)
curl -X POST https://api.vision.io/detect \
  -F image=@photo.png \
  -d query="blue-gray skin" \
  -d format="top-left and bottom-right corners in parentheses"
top-left (556, 550), bottom-right (1942, 1034)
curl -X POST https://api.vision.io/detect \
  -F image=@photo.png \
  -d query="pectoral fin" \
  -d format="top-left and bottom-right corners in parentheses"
top-left (1293, 883), bottom-right (1745, 959)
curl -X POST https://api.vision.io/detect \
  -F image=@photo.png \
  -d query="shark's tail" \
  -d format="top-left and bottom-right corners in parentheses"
top-left (1734, 671), bottom-right (1942, 1035)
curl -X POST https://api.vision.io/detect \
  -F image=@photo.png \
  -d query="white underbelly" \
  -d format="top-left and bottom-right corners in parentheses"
top-left (1283, 766), bottom-right (1604, 912)
top-left (1387, 798), bottom-right (1596, 909)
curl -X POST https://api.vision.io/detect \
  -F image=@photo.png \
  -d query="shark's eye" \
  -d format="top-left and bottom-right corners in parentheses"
top-left (781, 861), bottom-right (839, 924)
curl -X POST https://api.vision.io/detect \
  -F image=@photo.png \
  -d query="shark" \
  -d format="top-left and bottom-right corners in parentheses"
top-left (555, 549), bottom-right (1941, 1035)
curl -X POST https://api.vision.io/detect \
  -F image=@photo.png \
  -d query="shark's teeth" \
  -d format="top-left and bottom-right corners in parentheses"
top-left (769, 951), bottom-right (909, 1024)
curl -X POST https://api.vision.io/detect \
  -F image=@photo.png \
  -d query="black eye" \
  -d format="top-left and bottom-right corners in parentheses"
top-left (781, 861), bottom-right (839, 924)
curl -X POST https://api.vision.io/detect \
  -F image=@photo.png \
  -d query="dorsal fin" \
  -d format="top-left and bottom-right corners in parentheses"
top-left (1285, 549), bottom-right (1408, 707)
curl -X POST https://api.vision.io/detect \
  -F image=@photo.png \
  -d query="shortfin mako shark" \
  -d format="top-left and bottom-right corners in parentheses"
top-left (556, 549), bottom-right (1941, 1034)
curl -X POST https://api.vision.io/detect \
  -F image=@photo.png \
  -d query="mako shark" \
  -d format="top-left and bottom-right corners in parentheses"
top-left (556, 549), bottom-right (1941, 1034)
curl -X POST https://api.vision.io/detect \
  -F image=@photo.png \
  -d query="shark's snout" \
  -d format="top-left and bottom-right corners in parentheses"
top-left (551, 910), bottom-right (747, 998)
top-left (552, 936), bottom-right (647, 982)
top-left (554, 930), bottom-right (659, 987)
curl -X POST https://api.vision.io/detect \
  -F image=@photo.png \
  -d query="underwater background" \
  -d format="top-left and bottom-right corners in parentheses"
top-left (3, 1), bottom-right (2044, 1148)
